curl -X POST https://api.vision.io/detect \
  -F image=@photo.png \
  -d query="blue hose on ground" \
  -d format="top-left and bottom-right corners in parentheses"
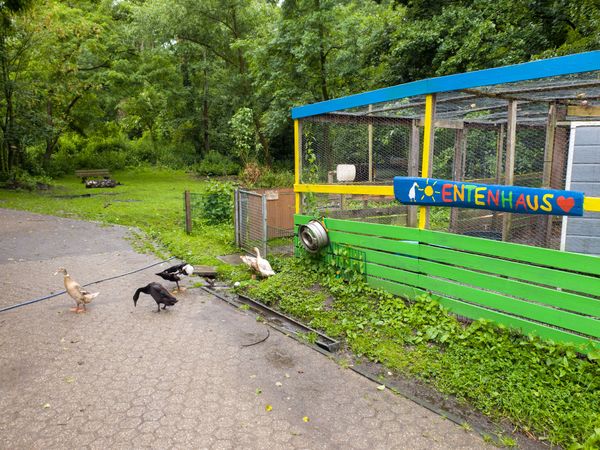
top-left (0, 256), bottom-right (176, 314)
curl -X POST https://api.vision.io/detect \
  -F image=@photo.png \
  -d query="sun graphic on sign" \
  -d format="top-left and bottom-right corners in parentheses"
top-left (420, 179), bottom-right (440, 201)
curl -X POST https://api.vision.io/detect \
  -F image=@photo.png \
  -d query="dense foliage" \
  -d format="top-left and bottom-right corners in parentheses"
top-left (1, 0), bottom-right (599, 179)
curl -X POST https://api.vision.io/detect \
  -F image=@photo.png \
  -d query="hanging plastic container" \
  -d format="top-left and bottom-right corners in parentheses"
top-left (298, 220), bottom-right (329, 253)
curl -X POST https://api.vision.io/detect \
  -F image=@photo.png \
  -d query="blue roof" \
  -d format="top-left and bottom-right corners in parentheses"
top-left (291, 50), bottom-right (600, 119)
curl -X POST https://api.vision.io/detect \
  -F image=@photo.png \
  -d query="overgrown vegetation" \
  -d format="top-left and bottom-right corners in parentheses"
top-left (197, 181), bottom-right (234, 225)
top-left (238, 254), bottom-right (600, 448)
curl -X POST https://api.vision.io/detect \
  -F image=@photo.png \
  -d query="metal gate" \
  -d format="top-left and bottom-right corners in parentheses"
top-left (234, 188), bottom-right (296, 256)
top-left (235, 189), bottom-right (267, 256)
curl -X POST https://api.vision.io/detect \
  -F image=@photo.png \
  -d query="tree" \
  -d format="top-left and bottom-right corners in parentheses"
top-left (29, 0), bottom-right (130, 167)
top-left (0, 0), bottom-right (35, 174)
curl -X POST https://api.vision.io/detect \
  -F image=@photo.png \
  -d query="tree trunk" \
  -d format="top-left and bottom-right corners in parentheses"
top-left (43, 96), bottom-right (54, 166)
top-left (202, 49), bottom-right (210, 155)
top-left (315, 0), bottom-right (329, 101)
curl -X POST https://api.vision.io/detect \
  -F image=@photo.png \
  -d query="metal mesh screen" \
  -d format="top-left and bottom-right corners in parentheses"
top-left (297, 69), bottom-right (600, 250)
top-left (236, 189), bottom-right (266, 256)
top-left (301, 192), bottom-right (409, 226)
top-left (301, 99), bottom-right (425, 186)
top-left (235, 189), bottom-right (296, 256)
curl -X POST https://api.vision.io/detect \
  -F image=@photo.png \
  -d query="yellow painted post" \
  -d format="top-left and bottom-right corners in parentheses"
top-left (419, 94), bottom-right (436, 229)
top-left (294, 119), bottom-right (301, 213)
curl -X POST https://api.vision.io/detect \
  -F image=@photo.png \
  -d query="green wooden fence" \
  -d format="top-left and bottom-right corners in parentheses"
top-left (295, 215), bottom-right (600, 353)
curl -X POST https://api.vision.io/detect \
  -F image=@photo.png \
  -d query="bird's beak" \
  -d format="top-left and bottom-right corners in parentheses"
top-left (133, 299), bottom-right (138, 307)
top-left (53, 271), bottom-right (59, 276)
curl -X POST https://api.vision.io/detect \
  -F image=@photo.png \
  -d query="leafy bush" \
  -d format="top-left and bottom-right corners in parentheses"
top-left (240, 164), bottom-right (293, 188)
top-left (194, 151), bottom-right (240, 176)
top-left (253, 166), bottom-right (293, 188)
top-left (1, 169), bottom-right (52, 191)
top-left (229, 107), bottom-right (260, 165)
top-left (200, 181), bottom-right (234, 224)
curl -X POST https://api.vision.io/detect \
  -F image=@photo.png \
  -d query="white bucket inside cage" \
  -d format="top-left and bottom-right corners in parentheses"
top-left (336, 164), bottom-right (356, 182)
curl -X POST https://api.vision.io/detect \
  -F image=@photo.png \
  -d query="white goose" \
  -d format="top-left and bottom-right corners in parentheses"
top-left (254, 247), bottom-right (275, 277)
top-left (240, 247), bottom-right (275, 278)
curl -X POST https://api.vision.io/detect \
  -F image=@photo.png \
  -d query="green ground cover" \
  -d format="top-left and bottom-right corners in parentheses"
top-left (0, 169), bottom-right (236, 266)
top-left (243, 256), bottom-right (600, 449)
top-left (2, 170), bottom-right (599, 448)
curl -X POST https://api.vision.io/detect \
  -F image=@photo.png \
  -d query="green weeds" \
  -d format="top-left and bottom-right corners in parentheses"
top-left (243, 255), bottom-right (600, 448)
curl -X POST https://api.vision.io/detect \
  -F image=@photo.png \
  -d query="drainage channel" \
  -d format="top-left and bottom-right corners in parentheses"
top-left (200, 284), bottom-right (539, 449)
top-left (201, 286), bottom-right (340, 352)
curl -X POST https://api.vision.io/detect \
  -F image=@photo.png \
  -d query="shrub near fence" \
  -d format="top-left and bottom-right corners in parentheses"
top-left (295, 214), bottom-right (600, 354)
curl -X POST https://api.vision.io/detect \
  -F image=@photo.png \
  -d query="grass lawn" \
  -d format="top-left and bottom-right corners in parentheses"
top-left (0, 168), bottom-right (236, 266)
top-left (2, 168), bottom-right (599, 448)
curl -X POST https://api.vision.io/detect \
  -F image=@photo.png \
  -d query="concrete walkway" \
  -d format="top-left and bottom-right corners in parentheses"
top-left (0, 209), bottom-right (488, 449)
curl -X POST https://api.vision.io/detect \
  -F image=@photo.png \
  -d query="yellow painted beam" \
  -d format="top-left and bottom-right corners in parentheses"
top-left (294, 120), bottom-right (300, 213)
top-left (584, 197), bottom-right (600, 212)
top-left (419, 94), bottom-right (435, 229)
top-left (294, 181), bottom-right (600, 213)
top-left (294, 184), bottom-right (394, 196)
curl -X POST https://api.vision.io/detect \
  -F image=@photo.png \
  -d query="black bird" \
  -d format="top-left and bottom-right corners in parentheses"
top-left (156, 262), bottom-right (194, 292)
top-left (133, 283), bottom-right (178, 312)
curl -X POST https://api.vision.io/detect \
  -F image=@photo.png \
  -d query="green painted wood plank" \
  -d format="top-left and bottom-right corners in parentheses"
top-left (329, 229), bottom-right (600, 303)
top-left (296, 215), bottom-right (600, 276)
top-left (419, 230), bottom-right (600, 277)
top-left (322, 216), bottom-right (421, 240)
top-left (365, 262), bottom-right (600, 338)
top-left (368, 277), bottom-right (600, 352)
top-left (362, 244), bottom-right (600, 317)
top-left (294, 215), bottom-right (312, 226)
top-left (296, 215), bottom-right (600, 351)
top-left (328, 230), bottom-right (421, 258)
top-left (419, 245), bottom-right (600, 302)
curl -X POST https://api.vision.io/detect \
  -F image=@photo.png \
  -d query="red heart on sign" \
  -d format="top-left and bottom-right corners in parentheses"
top-left (556, 196), bottom-right (575, 213)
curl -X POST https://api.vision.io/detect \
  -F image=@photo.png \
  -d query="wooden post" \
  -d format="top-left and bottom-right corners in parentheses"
top-left (419, 94), bottom-right (436, 229)
top-left (407, 119), bottom-right (420, 227)
top-left (502, 101), bottom-right (517, 241)
top-left (450, 127), bottom-right (466, 232)
top-left (185, 190), bottom-right (192, 235)
top-left (234, 189), bottom-right (239, 246)
top-left (540, 103), bottom-right (557, 245)
top-left (492, 124), bottom-right (505, 230)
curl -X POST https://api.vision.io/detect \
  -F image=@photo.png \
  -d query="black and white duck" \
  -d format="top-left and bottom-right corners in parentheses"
top-left (155, 262), bottom-right (194, 292)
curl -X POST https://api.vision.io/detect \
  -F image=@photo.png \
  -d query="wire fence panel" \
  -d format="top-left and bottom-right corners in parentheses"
top-left (235, 189), bottom-right (296, 256)
top-left (296, 74), bottom-right (595, 250)
top-left (236, 189), bottom-right (266, 256)
top-left (301, 192), bottom-right (408, 226)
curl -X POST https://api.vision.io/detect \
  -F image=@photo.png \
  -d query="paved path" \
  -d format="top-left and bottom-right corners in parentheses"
top-left (0, 209), bottom-right (488, 449)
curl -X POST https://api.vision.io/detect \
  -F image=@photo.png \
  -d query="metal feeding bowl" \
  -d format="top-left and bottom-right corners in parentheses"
top-left (298, 220), bottom-right (329, 253)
